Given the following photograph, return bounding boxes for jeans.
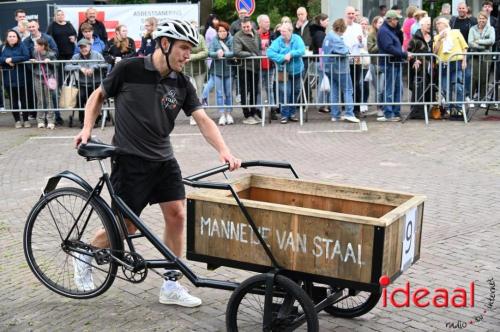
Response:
[381,63,402,118]
[463,55,472,98]
[202,75,215,101]
[441,61,464,109]
[214,75,232,114]
[329,71,354,119]
[278,73,302,119]
[256,68,275,106]
[370,64,385,107]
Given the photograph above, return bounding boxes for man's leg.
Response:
[158,199,201,307]
[159,200,185,256]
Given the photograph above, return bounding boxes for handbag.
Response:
[319,74,330,92]
[59,73,79,109]
[38,55,57,91]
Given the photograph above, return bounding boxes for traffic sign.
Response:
[235,0,256,16]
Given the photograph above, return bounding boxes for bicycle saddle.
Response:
[78,138,117,160]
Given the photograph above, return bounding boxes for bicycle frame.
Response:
[43,159,300,293]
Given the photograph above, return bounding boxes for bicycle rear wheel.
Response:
[24,187,120,299]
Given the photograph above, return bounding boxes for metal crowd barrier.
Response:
[3,54,500,127]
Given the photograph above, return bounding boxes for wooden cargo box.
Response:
[186,174,425,286]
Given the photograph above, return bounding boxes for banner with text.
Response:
[57,3,199,49]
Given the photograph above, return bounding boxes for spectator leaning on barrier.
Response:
[31,38,57,129]
[343,6,364,116]
[407,16,434,119]
[208,21,235,126]
[65,39,107,127]
[434,17,468,112]
[468,11,495,104]
[451,2,477,100]
[0,29,30,128]
[47,9,77,61]
[24,19,59,57]
[77,7,107,43]
[230,9,257,36]
[267,22,305,124]
[75,23,105,55]
[138,17,157,57]
[256,14,278,120]
[322,19,359,123]
[201,14,219,107]
[233,17,262,125]
[367,16,384,115]
[104,25,136,70]
[377,10,410,122]
[309,13,329,114]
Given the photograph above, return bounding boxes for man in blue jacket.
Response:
[23,19,59,56]
[376,10,411,121]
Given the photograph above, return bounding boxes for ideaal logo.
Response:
[379,275,496,329]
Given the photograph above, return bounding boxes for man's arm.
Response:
[191,109,241,171]
[74,86,106,147]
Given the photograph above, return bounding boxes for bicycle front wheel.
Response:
[24,187,120,299]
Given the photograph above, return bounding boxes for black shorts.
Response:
[110,155,185,216]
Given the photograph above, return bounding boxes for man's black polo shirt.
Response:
[101,55,202,161]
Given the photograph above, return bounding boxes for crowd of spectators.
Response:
[1,2,500,129]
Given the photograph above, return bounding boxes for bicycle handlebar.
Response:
[182,160,298,189]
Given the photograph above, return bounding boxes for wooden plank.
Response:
[191,201,374,283]
[251,175,413,206]
[249,187,393,218]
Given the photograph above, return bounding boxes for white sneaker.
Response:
[226,113,234,125]
[218,114,227,126]
[466,97,474,108]
[15,121,22,129]
[377,110,384,117]
[189,116,197,126]
[0,107,5,114]
[242,117,258,125]
[73,253,95,291]
[343,115,360,123]
[23,121,31,128]
[360,105,368,113]
[480,103,487,108]
[47,123,55,130]
[38,122,45,129]
[159,282,202,307]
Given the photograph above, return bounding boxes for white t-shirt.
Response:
[343,22,364,56]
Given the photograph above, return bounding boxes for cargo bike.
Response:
[23,140,425,331]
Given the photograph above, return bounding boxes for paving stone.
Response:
[0,111,499,330]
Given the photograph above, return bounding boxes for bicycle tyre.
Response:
[313,285,381,318]
[24,187,120,299]
[226,274,319,332]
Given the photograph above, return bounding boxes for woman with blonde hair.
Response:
[411,10,428,36]
[104,24,136,69]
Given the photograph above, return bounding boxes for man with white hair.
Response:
[343,6,364,116]
[256,14,277,119]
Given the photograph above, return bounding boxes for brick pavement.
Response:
[0,109,499,331]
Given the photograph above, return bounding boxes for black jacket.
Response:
[308,23,326,54]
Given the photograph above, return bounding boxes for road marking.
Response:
[298,121,368,134]
[29,133,203,140]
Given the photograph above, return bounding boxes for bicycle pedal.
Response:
[163,270,183,281]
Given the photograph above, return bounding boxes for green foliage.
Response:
[213,0,321,26]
